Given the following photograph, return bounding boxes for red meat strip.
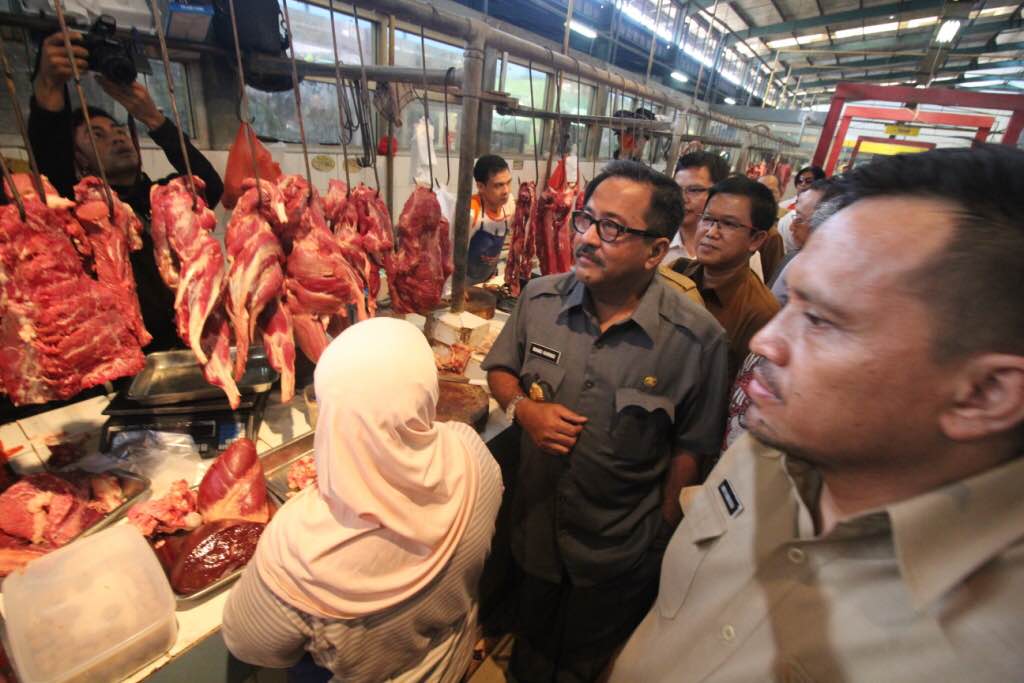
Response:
[258,297,296,403]
[532,186,577,275]
[384,186,453,314]
[0,531,50,578]
[503,181,536,295]
[198,438,270,524]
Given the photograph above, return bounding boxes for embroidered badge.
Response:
[718,480,744,517]
[528,342,561,364]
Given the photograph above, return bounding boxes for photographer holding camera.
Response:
[28,27,224,353]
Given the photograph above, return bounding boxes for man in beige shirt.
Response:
[610,145,1024,682]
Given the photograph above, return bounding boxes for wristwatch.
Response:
[505,394,527,423]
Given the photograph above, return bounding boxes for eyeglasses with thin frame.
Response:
[571,210,658,243]
[699,213,757,233]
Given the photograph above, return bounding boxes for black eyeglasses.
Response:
[699,214,756,233]
[571,210,657,243]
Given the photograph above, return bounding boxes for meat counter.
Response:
[0,350,510,682]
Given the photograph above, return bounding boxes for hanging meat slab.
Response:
[532,185,577,276]
[384,186,453,314]
[503,180,536,295]
[0,175,146,405]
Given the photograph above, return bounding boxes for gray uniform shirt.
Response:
[482,272,728,586]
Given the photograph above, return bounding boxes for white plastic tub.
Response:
[2,525,177,683]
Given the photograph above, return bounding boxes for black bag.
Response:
[211,0,296,92]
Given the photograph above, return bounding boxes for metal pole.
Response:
[561,0,576,55]
[761,51,779,108]
[645,0,663,83]
[449,35,485,314]
[498,50,509,92]
[386,14,396,214]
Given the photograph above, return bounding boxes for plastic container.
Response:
[2,525,177,683]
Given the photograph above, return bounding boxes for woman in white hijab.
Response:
[223,318,502,682]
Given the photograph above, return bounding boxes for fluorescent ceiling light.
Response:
[833,21,899,39]
[976,5,1017,18]
[767,33,828,48]
[931,75,958,82]
[568,20,598,39]
[1009,80,1024,89]
[936,19,961,43]
[724,97,737,105]
[670,71,689,82]
[959,79,1004,87]
[967,66,1022,76]
[904,16,938,29]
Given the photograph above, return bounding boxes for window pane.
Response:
[600,92,637,158]
[492,62,547,155]
[143,61,192,136]
[558,78,594,157]
[283,0,374,65]
[247,80,366,146]
[396,98,461,156]
[393,30,463,71]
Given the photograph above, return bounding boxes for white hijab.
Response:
[254,317,479,619]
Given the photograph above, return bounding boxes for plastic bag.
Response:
[222,122,283,209]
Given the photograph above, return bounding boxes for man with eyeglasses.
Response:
[671,176,780,384]
[482,160,728,682]
[665,151,731,265]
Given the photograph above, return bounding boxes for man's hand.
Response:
[96,77,167,130]
[516,399,587,456]
[34,31,86,111]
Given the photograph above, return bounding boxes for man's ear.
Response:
[748,228,769,253]
[646,237,670,269]
[940,354,1024,441]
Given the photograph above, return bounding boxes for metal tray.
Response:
[262,433,315,502]
[172,488,286,608]
[127,348,278,406]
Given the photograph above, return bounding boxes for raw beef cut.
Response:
[532,186,577,275]
[435,342,473,374]
[224,181,287,387]
[257,297,296,402]
[150,177,241,407]
[384,186,453,314]
[503,181,536,295]
[0,180,146,405]
[0,473,100,546]
[74,179,152,348]
[165,519,264,595]
[0,531,49,578]
[286,455,316,496]
[197,438,270,524]
[127,479,202,537]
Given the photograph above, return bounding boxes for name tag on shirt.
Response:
[718,480,744,517]
[528,343,561,365]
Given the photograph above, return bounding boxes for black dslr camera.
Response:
[80,15,137,85]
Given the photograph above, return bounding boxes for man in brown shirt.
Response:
[673,176,780,382]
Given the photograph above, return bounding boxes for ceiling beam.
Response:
[729,0,942,40]
[772,17,1010,56]
[799,60,1024,88]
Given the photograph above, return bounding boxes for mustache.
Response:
[575,244,603,265]
[752,356,782,397]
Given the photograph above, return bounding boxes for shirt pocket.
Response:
[657,484,725,619]
[609,388,675,470]
[520,356,566,402]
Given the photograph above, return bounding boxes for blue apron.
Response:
[466,206,508,285]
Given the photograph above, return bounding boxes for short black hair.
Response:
[675,151,730,184]
[795,165,826,186]
[827,145,1024,361]
[706,175,777,232]
[473,154,509,184]
[71,106,120,131]
[583,160,683,239]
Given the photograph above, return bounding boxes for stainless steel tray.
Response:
[261,432,315,502]
[127,348,278,406]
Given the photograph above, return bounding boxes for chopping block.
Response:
[425,309,491,348]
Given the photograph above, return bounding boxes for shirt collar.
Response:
[680,260,751,306]
[783,451,1024,613]
[559,274,663,341]
[887,455,1024,612]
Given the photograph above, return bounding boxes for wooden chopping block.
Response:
[464,286,497,320]
[437,381,490,432]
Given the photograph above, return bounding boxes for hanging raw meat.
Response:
[73,178,151,348]
[503,181,536,295]
[224,180,290,398]
[532,185,578,275]
[0,174,146,405]
[150,176,240,407]
[384,186,453,314]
